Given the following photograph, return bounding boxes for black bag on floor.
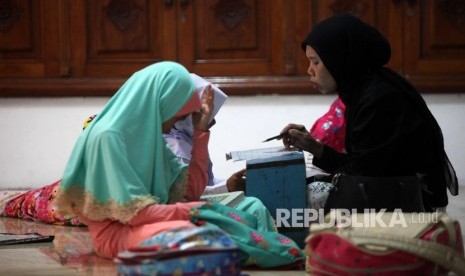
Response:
[324,173,425,213]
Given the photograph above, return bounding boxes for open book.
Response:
[200,191,244,208]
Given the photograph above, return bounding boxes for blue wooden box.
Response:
[245,151,307,247]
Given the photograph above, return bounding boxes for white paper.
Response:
[225,146,301,161]
[191,73,228,124]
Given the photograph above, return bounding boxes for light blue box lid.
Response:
[246,151,304,169]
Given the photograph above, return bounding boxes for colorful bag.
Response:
[115,225,241,276]
[190,202,305,269]
[305,211,465,275]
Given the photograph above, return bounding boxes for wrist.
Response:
[312,141,324,159]
[193,128,210,135]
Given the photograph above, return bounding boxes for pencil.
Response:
[262,127,306,142]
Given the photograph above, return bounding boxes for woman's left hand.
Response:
[192,85,215,131]
[226,169,246,192]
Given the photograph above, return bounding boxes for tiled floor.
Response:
[0,187,464,275]
[0,216,305,275]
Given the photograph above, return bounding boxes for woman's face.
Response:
[305,45,337,94]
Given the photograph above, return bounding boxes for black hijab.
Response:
[301,14,391,102]
[302,14,458,203]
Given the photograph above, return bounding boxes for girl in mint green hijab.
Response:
[56,61,207,224]
[54,62,304,266]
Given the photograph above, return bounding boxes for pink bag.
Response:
[305,211,465,275]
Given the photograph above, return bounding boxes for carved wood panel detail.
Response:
[105,0,142,32]
[80,0,167,77]
[196,0,260,53]
[420,0,465,58]
[0,0,38,55]
[87,0,151,56]
[438,0,465,29]
[0,0,22,32]
[329,0,368,18]
[213,0,250,30]
[2,0,465,95]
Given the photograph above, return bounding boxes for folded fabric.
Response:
[0,190,24,215]
[2,180,83,226]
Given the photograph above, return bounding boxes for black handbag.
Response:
[324,173,425,213]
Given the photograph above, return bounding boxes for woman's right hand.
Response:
[280,123,324,158]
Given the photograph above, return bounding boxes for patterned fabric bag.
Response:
[190,202,305,269]
[115,225,241,276]
[305,211,465,275]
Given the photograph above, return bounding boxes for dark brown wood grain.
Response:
[1,0,464,97]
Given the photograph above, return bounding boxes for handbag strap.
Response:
[439,214,458,250]
[344,231,465,275]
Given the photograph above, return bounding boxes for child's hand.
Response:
[192,85,214,131]
[227,169,246,192]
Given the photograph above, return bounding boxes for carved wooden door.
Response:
[401,0,465,92]
[297,0,465,93]
[70,0,288,78]
[0,0,63,77]
[3,0,464,96]
[176,0,286,76]
[297,0,403,75]
[69,0,177,78]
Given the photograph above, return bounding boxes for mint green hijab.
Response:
[57,62,197,223]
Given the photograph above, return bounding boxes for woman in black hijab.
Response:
[281,14,457,211]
